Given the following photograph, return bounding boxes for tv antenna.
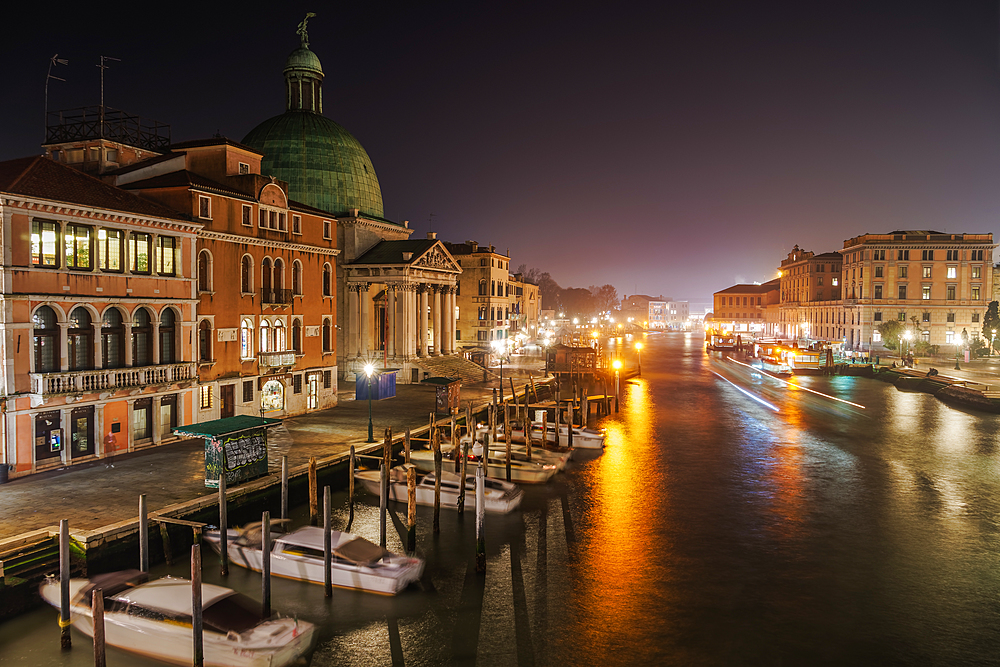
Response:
[97,55,121,138]
[44,54,68,142]
[428,212,436,234]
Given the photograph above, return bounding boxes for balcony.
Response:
[262,288,294,306]
[31,362,197,396]
[259,351,296,368]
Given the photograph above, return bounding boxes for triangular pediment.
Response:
[413,242,461,272]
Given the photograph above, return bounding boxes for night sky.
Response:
[4,1,1000,312]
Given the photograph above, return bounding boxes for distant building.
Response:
[446,241,512,351]
[510,273,540,342]
[778,245,843,342]
[711,280,780,335]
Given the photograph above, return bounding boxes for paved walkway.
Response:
[0,370,548,541]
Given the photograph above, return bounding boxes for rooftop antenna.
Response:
[428,212,436,234]
[44,54,68,143]
[97,55,121,139]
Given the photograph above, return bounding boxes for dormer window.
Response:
[239,162,250,174]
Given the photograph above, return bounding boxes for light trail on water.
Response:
[725,357,866,409]
[711,370,780,412]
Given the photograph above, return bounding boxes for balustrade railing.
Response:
[259,351,296,368]
[262,288,294,305]
[30,362,197,395]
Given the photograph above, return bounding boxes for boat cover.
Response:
[334,537,387,565]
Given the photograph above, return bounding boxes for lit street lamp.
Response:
[635,341,643,375]
[364,363,376,443]
[612,358,622,412]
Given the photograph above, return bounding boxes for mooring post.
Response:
[567,397,575,447]
[466,402,473,439]
[261,511,271,618]
[379,461,388,548]
[383,427,392,473]
[452,408,460,472]
[504,402,512,482]
[458,440,468,515]
[404,428,411,465]
[308,457,319,526]
[433,428,442,534]
[191,544,203,667]
[406,467,417,554]
[541,410,548,450]
[138,494,148,573]
[280,455,289,522]
[323,486,332,598]
[525,401,533,462]
[92,586,106,667]
[59,519,71,651]
[348,445,356,525]
[159,522,173,566]
[218,471,228,576]
[475,466,486,574]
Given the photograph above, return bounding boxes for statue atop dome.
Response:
[296,12,317,48]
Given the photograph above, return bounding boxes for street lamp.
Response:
[364,363,375,443]
[635,341,643,375]
[612,358,622,412]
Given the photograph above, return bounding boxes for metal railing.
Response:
[262,288,294,305]
[30,362,196,395]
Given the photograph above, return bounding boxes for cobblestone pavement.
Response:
[0,373,544,540]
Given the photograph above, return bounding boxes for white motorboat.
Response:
[511,422,606,449]
[204,526,424,596]
[355,467,523,513]
[39,570,314,667]
[460,428,572,470]
[408,448,558,484]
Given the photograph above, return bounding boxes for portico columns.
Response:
[359,283,372,355]
[386,285,396,358]
[347,284,361,358]
[396,285,411,359]
[418,286,429,357]
[442,287,454,355]
[432,285,442,355]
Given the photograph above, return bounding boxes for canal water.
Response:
[4,331,1000,665]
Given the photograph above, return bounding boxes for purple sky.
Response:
[4,1,1000,312]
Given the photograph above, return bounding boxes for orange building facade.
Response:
[0,157,200,478]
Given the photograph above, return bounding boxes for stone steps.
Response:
[415,355,497,385]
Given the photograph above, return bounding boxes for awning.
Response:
[172,415,282,439]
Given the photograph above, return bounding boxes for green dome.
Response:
[243,111,385,219]
[283,47,323,77]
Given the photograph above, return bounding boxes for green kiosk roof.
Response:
[173,415,282,439]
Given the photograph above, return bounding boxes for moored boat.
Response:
[510,422,605,449]
[408,448,558,484]
[355,467,523,513]
[39,570,315,667]
[204,526,423,596]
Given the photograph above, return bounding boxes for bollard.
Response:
[191,544,203,667]
[92,586,106,667]
[348,445,356,525]
[458,440,468,515]
[261,511,271,618]
[503,402,512,482]
[379,462,388,549]
[433,428,442,534]
[59,519,71,650]
[308,457,319,526]
[218,472,228,577]
[475,466,486,574]
[404,428,411,465]
[323,486,332,598]
[406,467,417,554]
[280,455,289,522]
[138,494,148,573]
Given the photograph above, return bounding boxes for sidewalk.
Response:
[875,354,1000,384]
[0,374,544,540]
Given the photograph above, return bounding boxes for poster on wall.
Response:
[204,427,268,488]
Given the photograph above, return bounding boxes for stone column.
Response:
[58,323,70,372]
[124,320,133,367]
[386,285,396,358]
[126,399,135,453]
[347,284,361,359]
[151,315,160,365]
[418,285,429,357]
[92,321,103,370]
[445,286,456,354]
[402,285,415,358]
[432,285,443,355]
[152,396,162,445]
[359,283,372,355]
[95,404,105,458]
[60,407,71,464]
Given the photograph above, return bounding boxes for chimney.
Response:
[469,241,478,252]
[427,232,437,240]
[402,252,413,261]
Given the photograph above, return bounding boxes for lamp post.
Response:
[612,358,622,413]
[902,330,912,366]
[635,341,643,375]
[364,363,375,443]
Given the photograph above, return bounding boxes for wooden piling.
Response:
[504,401,512,482]
[530,375,538,402]
[191,544,203,667]
[383,427,392,473]
[404,428,411,465]
[433,428,442,534]
[308,457,319,526]
[138,494,149,573]
[567,397,575,447]
[323,486,332,598]
[159,522,173,566]
[458,441,468,515]
[541,410,548,452]
[406,467,417,553]
[218,471,228,576]
[261,511,271,618]
[452,408,460,472]
[59,519,71,650]
[92,586,106,667]
[475,466,486,574]
[525,401,533,462]
[280,455,289,522]
[379,462,388,549]
[348,445,356,525]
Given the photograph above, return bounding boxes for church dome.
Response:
[242,33,385,219]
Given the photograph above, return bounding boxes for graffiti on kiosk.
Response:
[223,433,266,470]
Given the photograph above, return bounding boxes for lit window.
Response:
[922,266,931,278]
[240,318,254,359]
[98,228,123,271]
[831,278,839,286]
[31,220,60,267]
[130,233,151,273]
[157,237,176,276]
[972,266,981,279]
[946,331,955,344]
[922,286,930,300]
[972,286,981,300]
[200,385,212,409]
[64,223,92,270]
[947,267,956,279]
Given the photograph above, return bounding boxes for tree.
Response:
[588,284,620,314]
[878,319,904,352]
[982,301,1000,353]
[560,288,596,318]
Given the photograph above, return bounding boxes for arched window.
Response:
[240,318,253,359]
[199,319,212,362]
[67,307,93,371]
[292,318,302,353]
[262,258,272,300]
[322,318,331,352]
[292,261,302,295]
[198,250,211,292]
[33,306,59,373]
[102,308,125,369]
[259,319,270,353]
[478,280,487,296]
[274,320,286,351]
[241,255,252,293]
[159,309,176,364]
[273,258,284,294]
[132,308,152,366]
[322,264,332,297]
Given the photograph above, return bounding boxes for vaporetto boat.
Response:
[39,570,315,667]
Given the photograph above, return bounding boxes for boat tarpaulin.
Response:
[334,536,388,565]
